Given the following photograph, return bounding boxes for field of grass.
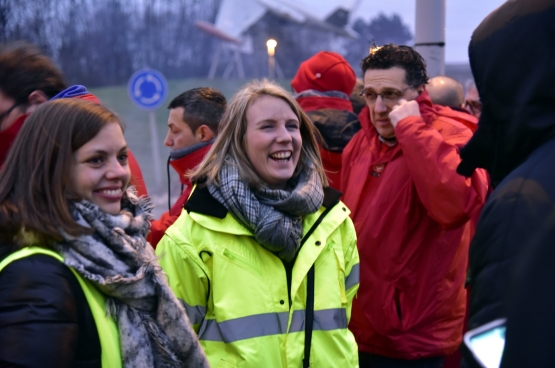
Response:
[89,78,291,216]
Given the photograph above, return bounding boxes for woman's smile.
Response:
[72,122,131,214]
[245,95,302,190]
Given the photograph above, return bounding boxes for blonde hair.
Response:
[190,79,327,189]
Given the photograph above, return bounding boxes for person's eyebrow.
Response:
[256,119,277,126]
[81,146,128,157]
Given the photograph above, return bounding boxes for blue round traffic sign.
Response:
[127,69,168,110]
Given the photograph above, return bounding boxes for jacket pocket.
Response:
[217,359,237,368]
[222,248,262,277]
[378,285,404,333]
[332,244,348,305]
[394,287,402,322]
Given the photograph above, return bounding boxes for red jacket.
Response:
[0,114,27,168]
[342,91,488,359]
[147,144,212,247]
[0,113,148,198]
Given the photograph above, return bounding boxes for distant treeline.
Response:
[0,0,412,87]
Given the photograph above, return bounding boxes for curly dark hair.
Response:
[0,42,67,104]
[361,44,429,87]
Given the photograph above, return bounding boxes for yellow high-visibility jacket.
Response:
[0,246,122,368]
[156,186,360,368]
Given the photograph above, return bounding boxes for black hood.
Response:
[457,0,555,186]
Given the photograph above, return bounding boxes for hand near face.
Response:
[389,99,421,128]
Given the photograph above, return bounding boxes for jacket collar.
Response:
[184,184,227,219]
[358,89,477,152]
[169,144,212,185]
[0,113,28,168]
[184,181,349,296]
[185,183,342,219]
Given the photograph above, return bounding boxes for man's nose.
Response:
[374,95,388,113]
[164,131,172,147]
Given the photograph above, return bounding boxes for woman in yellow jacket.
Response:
[156,80,360,367]
[0,99,208,367]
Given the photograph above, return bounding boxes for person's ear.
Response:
[25,90,49,113]
[195,125,216,142]
[416,85,425,95]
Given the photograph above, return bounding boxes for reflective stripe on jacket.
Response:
[156,186,360,367]
[0,247,121,368]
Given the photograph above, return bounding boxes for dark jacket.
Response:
[500,209,555,368]
[457,0,555,366]
[0,253,101,367]
[296,91,360,190]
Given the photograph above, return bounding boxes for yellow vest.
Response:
[0,246,122,368]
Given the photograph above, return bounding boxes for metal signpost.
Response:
[415,0,446,77]
[127,69,168,191]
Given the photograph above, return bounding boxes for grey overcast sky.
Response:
[348,0,505,64]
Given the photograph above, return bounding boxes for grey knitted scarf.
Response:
[54,188,208,368]
[208,157,324,262]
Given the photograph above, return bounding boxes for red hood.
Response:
[296,95,353,113]
[358,90,478,143]
[169,144,212,185]
[0,114,28,168]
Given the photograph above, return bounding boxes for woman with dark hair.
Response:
[0,99,208,368]
[156,80,360,367]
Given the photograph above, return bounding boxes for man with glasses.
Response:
[342,44,488,368]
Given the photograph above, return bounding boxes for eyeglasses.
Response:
[359,86,414,104]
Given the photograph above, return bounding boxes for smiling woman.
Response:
[244,95,302,189]
[156,80,361,367]
[192,79,326,190]
[72,122,131,215]
[0,99,208,368]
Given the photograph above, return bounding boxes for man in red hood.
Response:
[147,88,226,247]
[342,44,488,367]
[292,51,360,190]
[0,42,148,197]
[0,42,66,165]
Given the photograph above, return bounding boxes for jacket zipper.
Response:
[223,249,262,277]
